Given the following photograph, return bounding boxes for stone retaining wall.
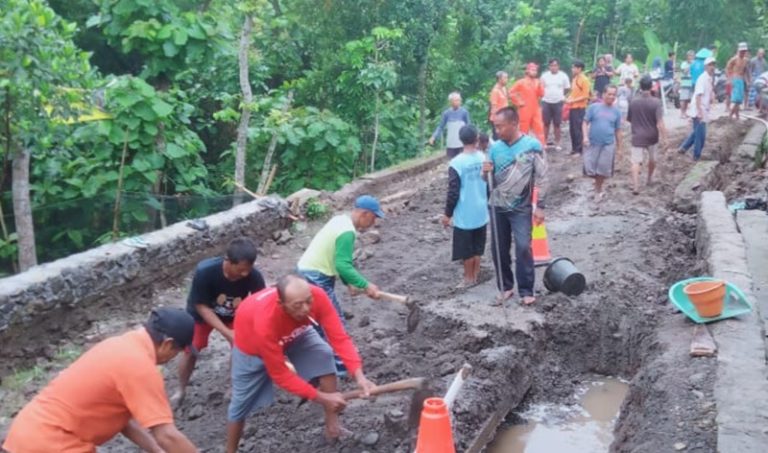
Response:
[0,197,289,333]
[696,191,768,452]
[333,152,446,204]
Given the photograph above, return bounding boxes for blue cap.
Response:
[355,195,385,218]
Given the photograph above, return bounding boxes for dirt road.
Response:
[0,109,759,452]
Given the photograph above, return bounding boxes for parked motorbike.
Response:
[648,69,680,109]
[714,69,727,103]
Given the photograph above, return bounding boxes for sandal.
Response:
[521,296,536,305]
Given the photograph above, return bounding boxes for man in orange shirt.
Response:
[509,63,545,144]
[488,71,509,139]
[3,308,198,453]
[566,59,592,155]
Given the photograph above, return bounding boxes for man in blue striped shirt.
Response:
[429,92,471,158]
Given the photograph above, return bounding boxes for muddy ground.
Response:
[1,106,765,453]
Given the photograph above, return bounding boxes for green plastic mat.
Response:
[668,277,752,324]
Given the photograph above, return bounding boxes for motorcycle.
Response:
[714,69,728,103]
[648,69,681,109]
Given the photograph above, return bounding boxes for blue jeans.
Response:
[297,269,343,322]
[681,118,707,160]
[489,204,535,297]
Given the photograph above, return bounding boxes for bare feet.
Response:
[521,296,536,305]
[170,389,186,409]
[492,289,514,306]
[324,425,353,444]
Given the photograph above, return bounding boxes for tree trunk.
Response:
[574,17,586,56]
[234,14,254,205]
[417,56,428,152]
[370,91,380,172]
[257,91,293,194]
[12,147,36,271]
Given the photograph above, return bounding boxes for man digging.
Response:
[174,237,266,406]
[225,274,376,451]
[3,308,199,452]
[442,124,488,288]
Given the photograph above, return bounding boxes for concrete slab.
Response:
[697,191,768,452]
[673,161,720,213]
[737,209,768,337]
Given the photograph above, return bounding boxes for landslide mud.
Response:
[1,112,753,453]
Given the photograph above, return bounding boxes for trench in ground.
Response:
[4,113,753,452]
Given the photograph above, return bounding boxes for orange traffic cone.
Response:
[414,397,456,453]
[532,187,552,265]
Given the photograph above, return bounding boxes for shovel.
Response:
[379,291,421,333]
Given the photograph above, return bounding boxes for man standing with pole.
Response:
[484,107,547,306]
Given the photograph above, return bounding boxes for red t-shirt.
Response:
[233,285,363,400]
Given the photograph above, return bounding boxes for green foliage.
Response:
[305,197,330,220]
[88,0,229,81]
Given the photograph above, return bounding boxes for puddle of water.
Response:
[491,377,629,453]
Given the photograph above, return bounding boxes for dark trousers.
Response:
[569,107,586,154]
[489,205,535,297]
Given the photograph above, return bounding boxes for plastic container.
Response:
[543,257,586,296]
[683,280,726,318]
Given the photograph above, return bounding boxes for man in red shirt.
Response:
[225,274,376,452]
[509,62,546,144]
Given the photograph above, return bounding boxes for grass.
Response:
[3,366,45,391]
[2,345,81,392]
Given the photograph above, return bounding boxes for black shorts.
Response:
[452,225,487,261]
[446,147,462,158]
[542,102,563,128]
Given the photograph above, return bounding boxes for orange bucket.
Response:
[683,280,726,317]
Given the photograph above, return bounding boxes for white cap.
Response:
[738,42,748,51]
[704,56,716,66]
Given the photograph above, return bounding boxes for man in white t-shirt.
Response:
[616,54,640,84]
[679,57,716,161]
[540,58,571,151]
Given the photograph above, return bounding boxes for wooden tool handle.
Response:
[342,377,424,400]
[379,291,410,304]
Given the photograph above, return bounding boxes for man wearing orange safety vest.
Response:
[509,63,546,144]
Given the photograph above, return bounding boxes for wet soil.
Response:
[1,107,761,453]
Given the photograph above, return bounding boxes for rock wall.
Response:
[0,197,289,334]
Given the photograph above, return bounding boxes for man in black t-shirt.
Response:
[173,237,266,406]
[627,76,668,195]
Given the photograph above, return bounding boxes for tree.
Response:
[0,0,94,270]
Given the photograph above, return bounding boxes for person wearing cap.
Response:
[428,92,471,158]
[2,308,198,453]
[297,195,383,321]
[509,62,546,144]
[726,42,751,120]
[172,237,266,406]
[679,56,717,160]
[226,274,376,451]
[627,75,668,195]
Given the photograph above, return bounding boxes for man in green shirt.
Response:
[297,195,383,321]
